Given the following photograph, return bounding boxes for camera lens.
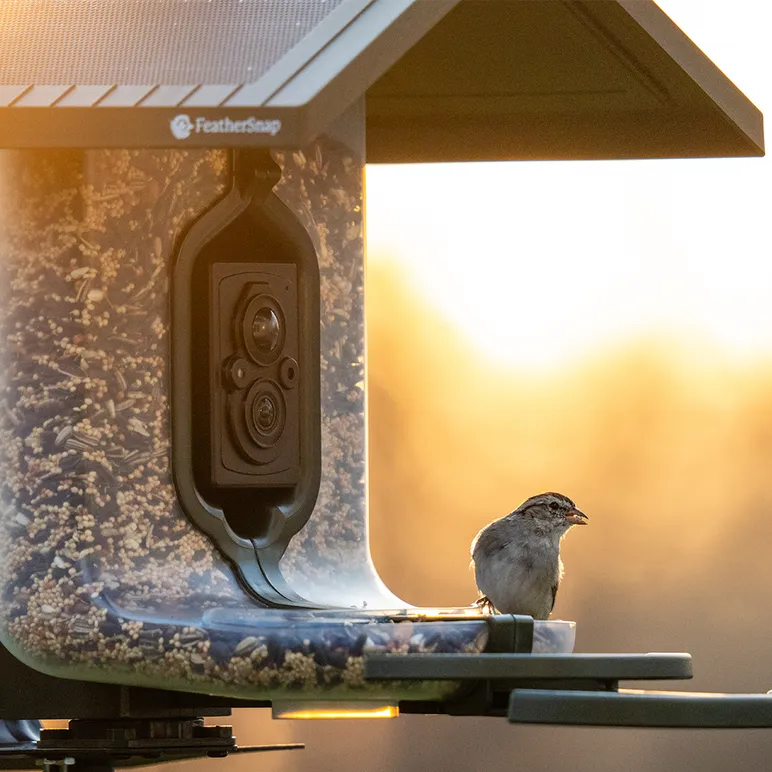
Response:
[238,379,286,452]
[254,394,277,432]
[241,295,285,366]
[251,307,280,354]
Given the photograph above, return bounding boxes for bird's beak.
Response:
[565,509,588,525]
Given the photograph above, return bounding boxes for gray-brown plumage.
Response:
[470,492,588,618]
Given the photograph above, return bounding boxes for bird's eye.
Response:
[548,501,560,512]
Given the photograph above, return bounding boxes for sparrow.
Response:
[470,492,588,619]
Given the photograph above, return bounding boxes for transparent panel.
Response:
[274,106,402,608]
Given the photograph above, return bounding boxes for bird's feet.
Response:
[473,595,496,614]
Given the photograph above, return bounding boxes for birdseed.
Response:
[0,142,488,701]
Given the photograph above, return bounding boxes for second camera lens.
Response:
[254,394,277,432]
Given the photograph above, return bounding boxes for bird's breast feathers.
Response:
[473,537,561,618]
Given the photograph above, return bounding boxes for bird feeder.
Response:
[0,0,769,757]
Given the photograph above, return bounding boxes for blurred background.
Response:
[188,0,772,769]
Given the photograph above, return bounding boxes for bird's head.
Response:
[511,492,588,536]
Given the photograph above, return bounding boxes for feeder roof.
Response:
[0,0,764,159]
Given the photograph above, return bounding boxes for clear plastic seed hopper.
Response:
[0,1,769,768]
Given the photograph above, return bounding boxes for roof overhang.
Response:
[0,0,763,160]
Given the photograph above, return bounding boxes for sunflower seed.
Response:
[234,636,260,657]
[180,630,206,645]
[73,431,99,447]
[129,421,150,438]
[64,438,91,452]
[3,404,20,426]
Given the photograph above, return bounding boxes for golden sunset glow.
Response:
[365,0,769,372]
[365,154,770,370]
[272,704,399,720]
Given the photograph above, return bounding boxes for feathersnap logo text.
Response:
[170,114,282,140]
